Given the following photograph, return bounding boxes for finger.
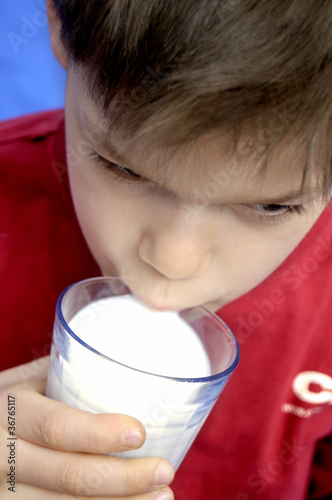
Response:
[17,483,174,500]
[8,385,146,453]
[0,356,50,388]
[18,439,174,497]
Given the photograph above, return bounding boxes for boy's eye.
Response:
[254,204,289,214]
[90,152,143,183]
[246,203,306,221]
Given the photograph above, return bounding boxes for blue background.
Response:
[0,0,66,121]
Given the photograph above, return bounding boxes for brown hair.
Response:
[53,0,332,193]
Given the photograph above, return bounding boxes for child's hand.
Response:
[0,357,174,499]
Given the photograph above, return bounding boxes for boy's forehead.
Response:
[77,82,321,206]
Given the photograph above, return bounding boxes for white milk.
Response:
[47,295,214,468]
[69,295,211,378]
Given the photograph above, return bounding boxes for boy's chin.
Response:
[100,268,120,279]
[202,299,227,312]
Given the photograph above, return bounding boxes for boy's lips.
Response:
[127,290,180,312]
[125,284,218,312]
[128,282,228,313]
[102,267,223,311]
[100,269,177,310]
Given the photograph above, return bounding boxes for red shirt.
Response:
[1,111,331,499]
[0,110,100,367]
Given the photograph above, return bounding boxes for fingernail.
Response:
[154,488,173,500]
[154,462,174,486]
[122,428,143,448]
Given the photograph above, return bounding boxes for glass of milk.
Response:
[46,277,240,470]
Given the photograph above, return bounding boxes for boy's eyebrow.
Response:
[81,113,323,204]
[238,187,322,206]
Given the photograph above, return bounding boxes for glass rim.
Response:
[56,276,240,383]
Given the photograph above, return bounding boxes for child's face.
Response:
[65,69,326,311]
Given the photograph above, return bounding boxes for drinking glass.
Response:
[46,277,240,470]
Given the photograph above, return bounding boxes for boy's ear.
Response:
[47,0,68,70]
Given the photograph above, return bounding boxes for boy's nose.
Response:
[138,210,212,280]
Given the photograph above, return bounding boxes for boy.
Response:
[0,0,331,498]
